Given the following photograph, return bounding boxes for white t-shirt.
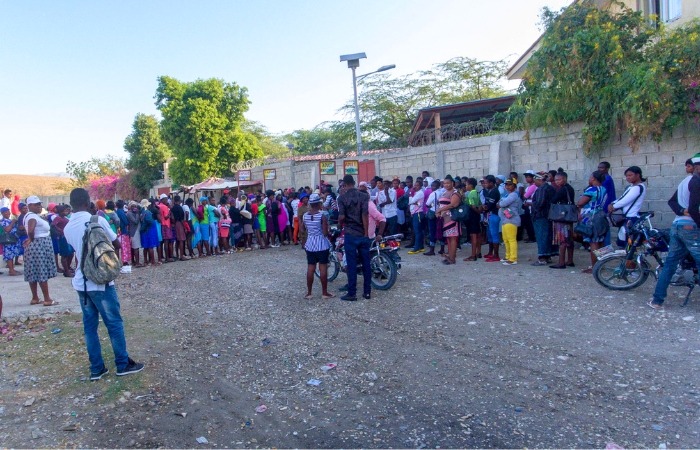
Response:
[0,196,10,209]
[23,212,51,238]
[182,204,191,221]
[612,184,647,218]
[65,211,118,292]
[291,199,300,217]
[377,188,397,218]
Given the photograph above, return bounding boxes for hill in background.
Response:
[0,174,74,198]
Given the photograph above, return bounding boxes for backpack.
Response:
[397,193,409,210]
[81,215,121,286]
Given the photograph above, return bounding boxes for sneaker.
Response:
[648,300,664,310]
[116,358,144,376]
[407,249,425,255]
[340,294,358,302]
[502,260,517,265]
[90,366,109,381]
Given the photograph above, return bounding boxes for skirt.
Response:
[552,221,574,246]
[119,234,132,262]
[175,221,187,242]
[130,231,142,249]
[24,237,57,283]
[58,236,75,257]
[141,225,160,249]
[442,213,461,238]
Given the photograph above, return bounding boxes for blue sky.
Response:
[0,0,571,175]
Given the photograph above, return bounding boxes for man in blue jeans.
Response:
[338,175,372,301]
[65,188,144,380]
[650,154,700,309]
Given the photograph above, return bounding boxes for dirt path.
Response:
[1,243,699,448]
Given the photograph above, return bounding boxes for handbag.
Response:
[607,185,645,228]
[449,192,469,221]
[574,221,593,236]
[548,187,578,223]
[0,229,18,245]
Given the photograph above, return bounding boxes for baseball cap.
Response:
[504,178,517,185]
[359,181,369,188]
[496,175,506,182]
[523,170,536,177]
[159,193,168,200]
[26,195,41,204]
[692,152,700,164]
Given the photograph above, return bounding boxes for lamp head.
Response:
[340,52,366,69]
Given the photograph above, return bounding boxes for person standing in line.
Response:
[377,178,398,235]
[338,174,372,301]
[196,196,212,256]
[550,171,576,269]
[0,189,11,209]
[23,196,58,306]
[608,166,647,247]
[126,201,143,267]
[435,175,462,265]
[424,179,441,256]
[520,170,538,242]
[290,192,301,244]
[576,171,608,273]
[481,175,501,262]
[171,195,189,261]
[64,188,144,380]
[650,154,700,309]
[300,193,334,300]
[359,182,387,239]
[598,161,616,246]
[115,200,131,269]
[463,178,483,262]
[1,207,21,276]
[407,180,425,255]
[498,179,522,265]
[530,173,555,266]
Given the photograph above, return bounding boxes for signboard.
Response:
[319,160,336,176]
[343,160,359,176]
[237,170,252,181]
[263,169,276,180]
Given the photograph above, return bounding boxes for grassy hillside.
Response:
[0,174,74,198]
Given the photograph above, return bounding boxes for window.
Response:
[647,0,682,23]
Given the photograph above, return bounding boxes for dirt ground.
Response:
[1,242,699,448]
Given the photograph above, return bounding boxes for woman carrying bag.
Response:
[549,171,577,269]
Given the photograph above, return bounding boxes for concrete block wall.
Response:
[248,121,700,226]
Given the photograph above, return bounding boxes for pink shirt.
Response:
[368,200,386,239]
[524,184,537,199]
[422,188,432,213]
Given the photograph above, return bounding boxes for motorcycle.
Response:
[315,227,403,291]
[592,211,698,305]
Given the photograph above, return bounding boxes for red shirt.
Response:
[158,202,171,227]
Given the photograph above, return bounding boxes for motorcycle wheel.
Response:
[593,255,650,290]
[315,252,340,282]
[370,252,398,291]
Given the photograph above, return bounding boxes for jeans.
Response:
[488,214,501,244]
[533,217,552,258]
[653,222,700,305]
[386,216,398,235]
[209,223,218,248]
[345,233,372,297]
[428,217,438,246]
[412,213,425,251]
[78,285,130,374]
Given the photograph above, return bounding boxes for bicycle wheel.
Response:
[593,255,649,290]
[370,252,398,291]
[315,252,340,282]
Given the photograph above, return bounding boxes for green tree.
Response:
[155,76,264,185]
[66,155,126,186]
[244,121,290,159]
[344,56,508,147]
[509,1,700,152]
[283,121,355,155]
[123,113,171,196]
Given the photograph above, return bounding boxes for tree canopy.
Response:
[65,155,126,186]
[123,113,171,196]
[507,0,700,153]
[155,76,264,185]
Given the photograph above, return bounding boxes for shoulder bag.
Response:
[608,185,644,228]
[548,187,578,223]
[450,192,470,222]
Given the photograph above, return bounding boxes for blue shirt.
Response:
[602,174,616,210]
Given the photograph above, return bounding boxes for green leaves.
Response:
[123,113,170,196]
[513,1,700,153]
[155,76,263,185]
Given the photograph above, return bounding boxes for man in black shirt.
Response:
[529,174,555,265]
[338,175,371,301]
[481,175,501,261]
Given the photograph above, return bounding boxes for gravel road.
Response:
[1,242,699,448]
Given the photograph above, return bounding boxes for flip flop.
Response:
[43,300,59,307]
[30,299,41,305]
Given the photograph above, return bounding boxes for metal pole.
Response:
[352,66,363,156]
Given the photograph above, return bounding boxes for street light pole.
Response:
[351,66,363,156]
[340,53,394,158]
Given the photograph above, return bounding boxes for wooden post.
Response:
[434,113,442,143]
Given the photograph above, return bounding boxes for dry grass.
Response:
[0,174,74,197]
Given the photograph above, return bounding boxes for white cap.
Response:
[159,193,168,200]
[26,195,41,204]
[523,170,537,176]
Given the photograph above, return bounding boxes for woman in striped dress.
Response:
[299,193,334,300]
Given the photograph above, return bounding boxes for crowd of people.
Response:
[2,153,699,306]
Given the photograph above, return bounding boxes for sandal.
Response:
[30,299,41,305]
[43,300,59,307]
